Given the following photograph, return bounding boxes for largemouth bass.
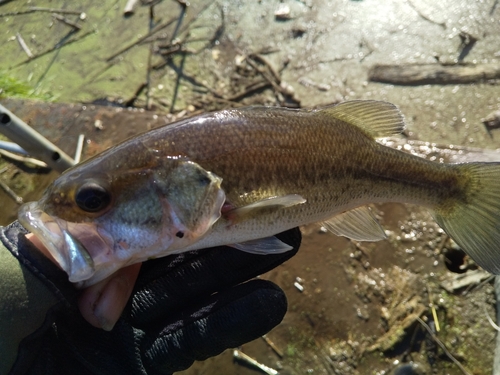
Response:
[18,100,500,287]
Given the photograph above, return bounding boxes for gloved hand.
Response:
[0,221,301,375]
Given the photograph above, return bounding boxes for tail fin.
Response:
[433,163,500,274]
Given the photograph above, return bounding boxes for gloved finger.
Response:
[141,279,287,375]
[130,227,301,327]
[78,263,141,331]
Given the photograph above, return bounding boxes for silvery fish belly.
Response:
[18,100,500,287]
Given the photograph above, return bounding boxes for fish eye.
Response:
[75,181,111,213]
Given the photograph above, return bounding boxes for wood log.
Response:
[369,63,500,85]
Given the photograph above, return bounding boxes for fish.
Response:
[18,100,500,287]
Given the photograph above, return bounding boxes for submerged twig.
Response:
[124,82,147,107]
[261,335,284,358]
[145,5,156,110]
[123,0,139,16]
[52,13,82,30]
[1,6,85,18]
[416,317,472,375]
[250,53,282,83]
[483,305,500,332]
[11,29,95,68]
[233,349,278,375]
[245,57,281,91]
[0,170,23,204]
[225,80,271,101]
[244,54,299,106]
[152,1,217,70]
[29,6,84,16]
[426,285,440,332]
[105,16,178,62]
[73,134,85,164]
[406,0,446,28]
[0,149,48,168]
[169,51,187,112]
[16,32,33,58]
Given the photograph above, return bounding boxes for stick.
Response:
[1,7,84,17]
[29,6,84,15]
[169,0,188,44]
[52,13,82,30]
[483,304,500,332]
[233,350,278,375]
[11,29,95,69]
[0,7,87,20]
[369,63,500,85]
[0,149,48,168]
[246,57,281,90]
[406,0,446,28]
[426,285,440,332]
[250,53,282,83]
[124,82,147,107]
[261,335,284,358]
[245,56,298,105]
[16,32,33,58]
[73,134,85,164]
[169,51,187,112]
[416,317,472,375]
[123,0,139,16]
[0,178,23,204]
[146,5,156,110]
[105,16,178,62]
[226,81,271,101]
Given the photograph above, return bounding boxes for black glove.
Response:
[2,221,301,375]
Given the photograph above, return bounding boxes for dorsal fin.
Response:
[316,100,405,138]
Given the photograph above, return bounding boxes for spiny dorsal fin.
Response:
[316,100,405,138]
[322,206,387,241]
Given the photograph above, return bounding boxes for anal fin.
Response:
[322,206,386,241]
[230,236,293,254]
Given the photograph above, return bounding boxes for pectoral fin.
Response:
[224,194,306,222]
[322,206,387,241]
[230,236,293,254]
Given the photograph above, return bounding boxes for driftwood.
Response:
[369,63,500,85]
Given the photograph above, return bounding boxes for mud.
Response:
[1,0,500,374]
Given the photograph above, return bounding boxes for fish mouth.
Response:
[18,201,112,284]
